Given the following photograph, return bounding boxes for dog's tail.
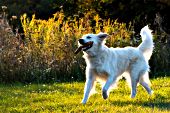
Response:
[138,25,154,61]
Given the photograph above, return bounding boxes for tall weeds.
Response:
[0,9,133,83]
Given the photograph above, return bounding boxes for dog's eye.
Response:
[87,36,91,39]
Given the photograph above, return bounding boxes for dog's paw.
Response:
[130,95,136,98]
[149,90,154,95]
[102,90,108,99]
[81,100,87,104]
[81,102,86,104]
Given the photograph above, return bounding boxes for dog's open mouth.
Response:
[74,41,93,54]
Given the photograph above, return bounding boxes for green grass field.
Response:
[0,77,170,113]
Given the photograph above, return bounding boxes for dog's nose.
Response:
[79,39,85,44]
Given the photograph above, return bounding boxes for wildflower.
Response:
[1,6,7,11]
[12,16,17,20]
[60,5,63,9]
[5,28,12,33]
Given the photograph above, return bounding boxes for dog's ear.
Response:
[97,32,109,40]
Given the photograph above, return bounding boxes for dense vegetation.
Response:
[0,0,170,83]
[1,0,170,32]
[1,10,133,83]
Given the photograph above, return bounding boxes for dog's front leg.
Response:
[102,75,116,99]
[81,72,95,104]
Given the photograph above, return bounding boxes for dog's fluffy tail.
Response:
[138,25,154,61]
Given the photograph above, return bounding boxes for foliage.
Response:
[0,77,170,112]
[0,0,170,39]
[0,9,133,83]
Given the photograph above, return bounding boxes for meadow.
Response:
[1,6,170,113]
[0,77,169,113]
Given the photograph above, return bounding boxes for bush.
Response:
[0,10,133,83]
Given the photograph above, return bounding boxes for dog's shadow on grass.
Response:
[110,100,170,110]
[108,94,170,111]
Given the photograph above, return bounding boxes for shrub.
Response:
[0,10,133,83]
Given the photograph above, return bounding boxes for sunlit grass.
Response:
[0,77,170,113]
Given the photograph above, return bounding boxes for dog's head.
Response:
[74,32,109,55]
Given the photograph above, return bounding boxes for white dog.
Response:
[75,25,154,104]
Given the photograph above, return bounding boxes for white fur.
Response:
[79,25,154,104]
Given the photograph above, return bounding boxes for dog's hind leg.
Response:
[82,75,95,104]
[139,72,153,95]
[130,77,138,98]
[130,70,140,98]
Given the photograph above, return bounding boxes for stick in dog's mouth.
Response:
[74,41,93,54]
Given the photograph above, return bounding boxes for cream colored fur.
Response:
[78,25,154,104]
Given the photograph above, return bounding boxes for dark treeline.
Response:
[1,0,170,33]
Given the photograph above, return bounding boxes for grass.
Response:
[0,77,170,113]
